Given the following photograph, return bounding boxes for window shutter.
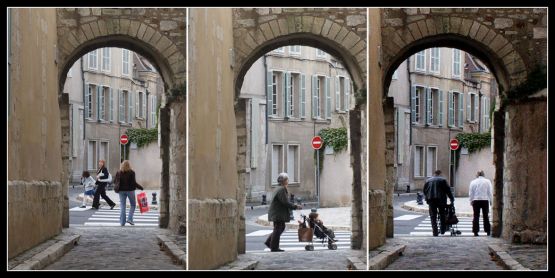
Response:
[84,83,90,119]
[143,93,147,119]
[266,71,273,117]
[96,86,101,120]
[300,74,306,118]
[119,90,124,122]
[335,76,340,111]
[458,93,464,127]
[344,79,350,111]
[325,77,331,119]
[410,86,416,124]
[438,90,444,127]
[128,91,133,124]
[285,72,291,118]
[467,93,471,121]
[312,75,317,119]
[109,88,113,122]
[448,91,454,127]
[426,88,432,125]
[135,92,140,118]
[474,94,479,124]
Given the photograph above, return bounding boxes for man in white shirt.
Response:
[468,170,493,236]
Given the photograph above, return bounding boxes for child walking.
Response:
[80,171,96,208]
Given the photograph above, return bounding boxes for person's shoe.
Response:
[110,204,116,210]
[126,220,135,226]
[80,205,86,208]
[91,206,99,210]
[474,232,479,236]
[264,241,271,249]
[271,249,284,252]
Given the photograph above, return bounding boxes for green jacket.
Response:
[268,186,297,223]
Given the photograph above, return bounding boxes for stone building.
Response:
[240,45,353,207]
[387,48,496,195]
[63,48,163,186]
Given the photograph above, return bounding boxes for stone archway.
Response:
[55,8,187,234]
[369,8,547,248]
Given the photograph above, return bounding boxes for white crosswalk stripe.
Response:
[82,208,160,227]
[247,229,352,252]
[408,216,490,237]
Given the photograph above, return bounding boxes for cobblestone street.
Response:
[240,249,363,270]
[384,237,504,270]
[505,244,547,270]
[45,227,183,270]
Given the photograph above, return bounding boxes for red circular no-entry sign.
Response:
[312,136,324,150]
[450,138,459,150]
[120,134,129,145]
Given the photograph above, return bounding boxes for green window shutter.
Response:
[285,71,291,118]
[474,94,479,123]
[426,88,432,125]
[84,83,90,119]
[458,93,464,127]
[266,71,273,117]
[438,90,444,127]
[300,74,306,118]
[410,86,416,124]
[325,77,331,119]
[344,78,350,111]
[335,76,340,111]
[448,91,454,127]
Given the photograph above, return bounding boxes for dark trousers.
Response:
[265,221,286,250]
[428,200,446,236]
[92,183,115,208]
[472,200,491,234]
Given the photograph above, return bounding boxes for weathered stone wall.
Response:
[188,8,238,269]
[383,97,396,237]
[8,8,63,258]
[380,8,547,91]
[168,99,186,234]
[502,98,546,243]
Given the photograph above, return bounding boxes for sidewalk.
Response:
[402,197,489,217]
[256,206,351,231]
[77,190,160,210]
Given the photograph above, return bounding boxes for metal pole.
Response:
[124,143,126,161]
[317,148,320,209]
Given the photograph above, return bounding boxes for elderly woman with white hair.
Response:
[264,172,302,252]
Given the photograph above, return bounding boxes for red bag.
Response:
[137,192,150,213]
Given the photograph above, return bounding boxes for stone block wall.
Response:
[168,99,187,235]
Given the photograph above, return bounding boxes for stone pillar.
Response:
[383,97,396,238]
[235,99,249,254]
[491,108,505,237]
[158,106,171,228]
[349,108,363,250]
[169,98,187,235]
[502,97,546,243]
[59,93,71,228]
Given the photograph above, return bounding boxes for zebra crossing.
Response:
[246,229,351,252]
[75,207,159,227]
[408,216,489,236]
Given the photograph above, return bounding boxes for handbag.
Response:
[113,172,120,193]
[298,227,313,242]
[137,191,150,213]
[446,205,459,225]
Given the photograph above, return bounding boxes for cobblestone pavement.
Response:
[45,227,182,270]
[240,249,363,270]
[385,237,505,270]
[504,244,547,270]
[9,230,79,270]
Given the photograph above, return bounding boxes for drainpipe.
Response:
[81,57,87,171]
[407,58,412,146]
[263,54,268,145]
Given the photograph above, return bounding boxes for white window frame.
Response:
[88,50,98,70]
[86,83,97,120]
[415,50,426,72]
[288,71,302,119]
[98,85,107,122]
[101,47,111,72]
[289,45,301,56]
[151,95,157,128]
[452,91,463,128]
[414,145,425,178]
[271,143,285,186]
[429,47,440,74]
[468,92,478,123]
[273,47,285,54]
[426,146,438,178]
[87,140,97,171]
[452,49,461,78]
[137,91,144,119]
[119,89,128,123]
[287,144,301,184]
[429,86,441,126]
[316,49,327,59]
[271,72,279,117]
[122,49,130,76]
[413,85,426,124]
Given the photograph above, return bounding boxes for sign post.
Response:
[312,136,323,208]
[449,138,459,189]
[120,134,129,161]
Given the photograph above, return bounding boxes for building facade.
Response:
[240,45,354,207]
[388,48,496,194]
[63,47,163,183]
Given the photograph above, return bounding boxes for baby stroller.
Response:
[445,204,461,236]
[298,213,338,251]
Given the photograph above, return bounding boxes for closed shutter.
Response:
[474,94,479,124]
[128,91,134,124]
[335,76,340,111]
[143,92,147,119]
[312,75,318,119]
[325,77,331,119]
[458,93,464,127]
[84,83,90,119]
[448,91,454,127]
[426,87,432,125]
[467,93,471,121]
[438,90,444,127]
[285,71,291,118]
[135,92,140,118]
[344,78,350,111]
[300,74,306,118]
[410,86,416,123]
[119,90,124,122]
[266,71,273,117]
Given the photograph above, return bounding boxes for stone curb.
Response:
[368,244,406,270]
[255,216,351,232]
[77,193,159,210]
[12,234,81,270]
[218,260,259,270]
[488,244,530,270]
[156,234,186,269]
[402,201,478,217]
[347,256,367,270]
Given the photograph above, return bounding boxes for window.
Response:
[414,146,424,178]
[271,144,284,185]
[336,76,350,112]
[119,90,129,123]
[426,88,444,126]
[430,48,440,74]
[411,86,425,124]
[467,93,478,122]
[312,76,330,119]
[272,73,278,116]
[289,45,301,56]
[482,96,490,132]
[151,95,157,128]
[87,141,97,171]
[426,146,437,177]
[99,142,108,168]
[102,48,111,72]
[138,92,145,118]
[316,49,327,58]
[392,70,398,80]
[109,88,114,122]
[452,49,461,77]
[448,91,464,127]
[415,50,426,71]
[122,49,130,76]
[98,86,106,121]
[88,50,98,70]
[273,47,285,54]
[288,73,301,118]
[287,145,300,183]
[85,84,96,120]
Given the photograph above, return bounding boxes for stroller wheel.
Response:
[328,243,337,250]
[305,245,314,251]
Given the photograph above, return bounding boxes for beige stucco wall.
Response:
[128,142,162,189]
[8,8,63,258]
[455,146,495,197]
[188,8,239,270]
[320,148,353,207]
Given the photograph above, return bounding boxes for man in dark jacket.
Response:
[265,173,302,252]
[423,170,455,236]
